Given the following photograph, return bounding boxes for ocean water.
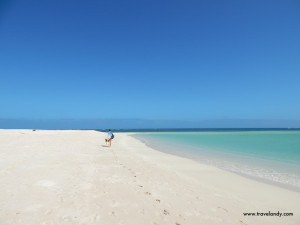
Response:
[133,130,300,190]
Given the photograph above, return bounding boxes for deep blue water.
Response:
[97,128,300,133]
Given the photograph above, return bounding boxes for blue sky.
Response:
[1,0,300,128]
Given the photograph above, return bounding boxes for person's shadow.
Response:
[101,145,109,147]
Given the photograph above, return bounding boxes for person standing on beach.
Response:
[105,129,114,147]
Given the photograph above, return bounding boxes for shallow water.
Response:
[135,131,300,189]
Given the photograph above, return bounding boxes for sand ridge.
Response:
[0,129,299,225]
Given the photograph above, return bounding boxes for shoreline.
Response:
[133,133,300,193]
[1,129,300,225]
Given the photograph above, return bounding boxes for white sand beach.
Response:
[0,129,299,225]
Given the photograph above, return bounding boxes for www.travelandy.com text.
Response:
[243,211,293,217]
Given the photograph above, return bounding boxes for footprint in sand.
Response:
[145,192,151,195]
[45,209,53,215]
[62,215,71,221]
[217,206,228,212]
[156,199,160,203]
[163,210,170,215]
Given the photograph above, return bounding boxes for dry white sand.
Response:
[0,129,299,225]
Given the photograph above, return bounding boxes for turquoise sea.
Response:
[124,129,300,190]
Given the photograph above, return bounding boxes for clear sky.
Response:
[1,0,300,128]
